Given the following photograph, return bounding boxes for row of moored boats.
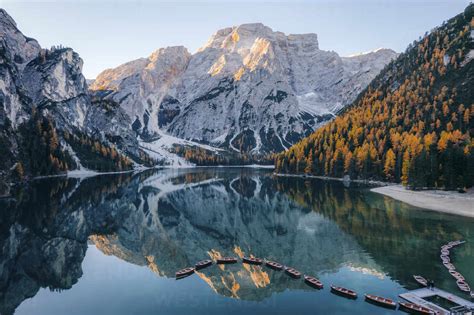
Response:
[439,240,473,297]
[175,256,437,314]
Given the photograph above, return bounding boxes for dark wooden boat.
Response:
[456,279,471,292]
[413,275,428,287]
[398,302,434,314]
[195,259,213,270]
[242,257,263,265]
[443,262,455,270]
[285,267,302,279]
[265,261,284,271]
[175,267,194,279]
[216,257,237,264]
[330,285,357,299]
[450,270,465,281]
[449,240,465,246]
[364,294,396,309]
[304,275,323,289]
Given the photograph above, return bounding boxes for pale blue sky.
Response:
[1,0,470,78]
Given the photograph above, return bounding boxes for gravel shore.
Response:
[371,185,474,218]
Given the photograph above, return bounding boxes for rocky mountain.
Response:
[275,4,473,189]
[91,23,397,154]
[0,9,150,193]
[1,9,396,190]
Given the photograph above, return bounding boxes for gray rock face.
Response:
[0,9,141,176]
[84,97,140,157]
[92,46,191,140]
[21,48,90,129]
[1,9,396,171]
[92,23,397,153]
[0,9,41,127]
[0,10,91,131]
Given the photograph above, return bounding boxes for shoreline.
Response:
[32,169,138,181]
[274,172,473,218]
[22,170,474,218]
[32,164,274,181]
[273,172,390,186]
[371,185,474,218]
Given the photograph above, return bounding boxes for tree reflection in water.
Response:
[1,168,473,314]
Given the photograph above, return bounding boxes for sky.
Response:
[1,0,470,79]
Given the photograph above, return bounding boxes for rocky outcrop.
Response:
[0,9,146,185]
[1,9,88,130]
[92,23,397,153]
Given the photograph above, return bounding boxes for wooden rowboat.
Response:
[399,302,434,314]
[440,249,450,256]
[175,267,194,279]
[304,275,323,289]
[449,270,465,281]
[443,262,455,270]
[265,261,284,271]
[449,240,465,246]
[216,257,238,264]
[330,285,357,299]
[195,259,213,270]
[413,275,428,287]
[242,257,263,265]
[456,279,471,292]
[285,267,302,279]
[364,294,396,309]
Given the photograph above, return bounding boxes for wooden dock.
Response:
[399,287,474,314]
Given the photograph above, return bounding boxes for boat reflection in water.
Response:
[1,168,473,314]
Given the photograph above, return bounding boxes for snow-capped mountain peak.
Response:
[90,23,397,153]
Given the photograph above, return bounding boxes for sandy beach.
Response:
[371,185,474,218]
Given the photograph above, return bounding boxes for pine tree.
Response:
[304,151,313,174]
[13,162,24,180]
[274,5,473,190]
[384,149,396,181]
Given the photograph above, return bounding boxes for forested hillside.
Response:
[12,108,134,180]
[275,5,474,189]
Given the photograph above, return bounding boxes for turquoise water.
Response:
[1,168,473,314]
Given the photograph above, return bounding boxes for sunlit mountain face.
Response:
[1,168,473,314]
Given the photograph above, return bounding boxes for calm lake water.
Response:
[1,168,473,315]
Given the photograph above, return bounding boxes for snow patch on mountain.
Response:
[138,130,225,167]
[91,23,397,154]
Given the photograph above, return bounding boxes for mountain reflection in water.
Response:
[1,168,473,315]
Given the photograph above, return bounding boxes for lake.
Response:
[1,168,473,314]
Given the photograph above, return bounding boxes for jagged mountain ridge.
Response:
[0,8,148,190]
[91,23,397,153]
[1,9,396,188]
